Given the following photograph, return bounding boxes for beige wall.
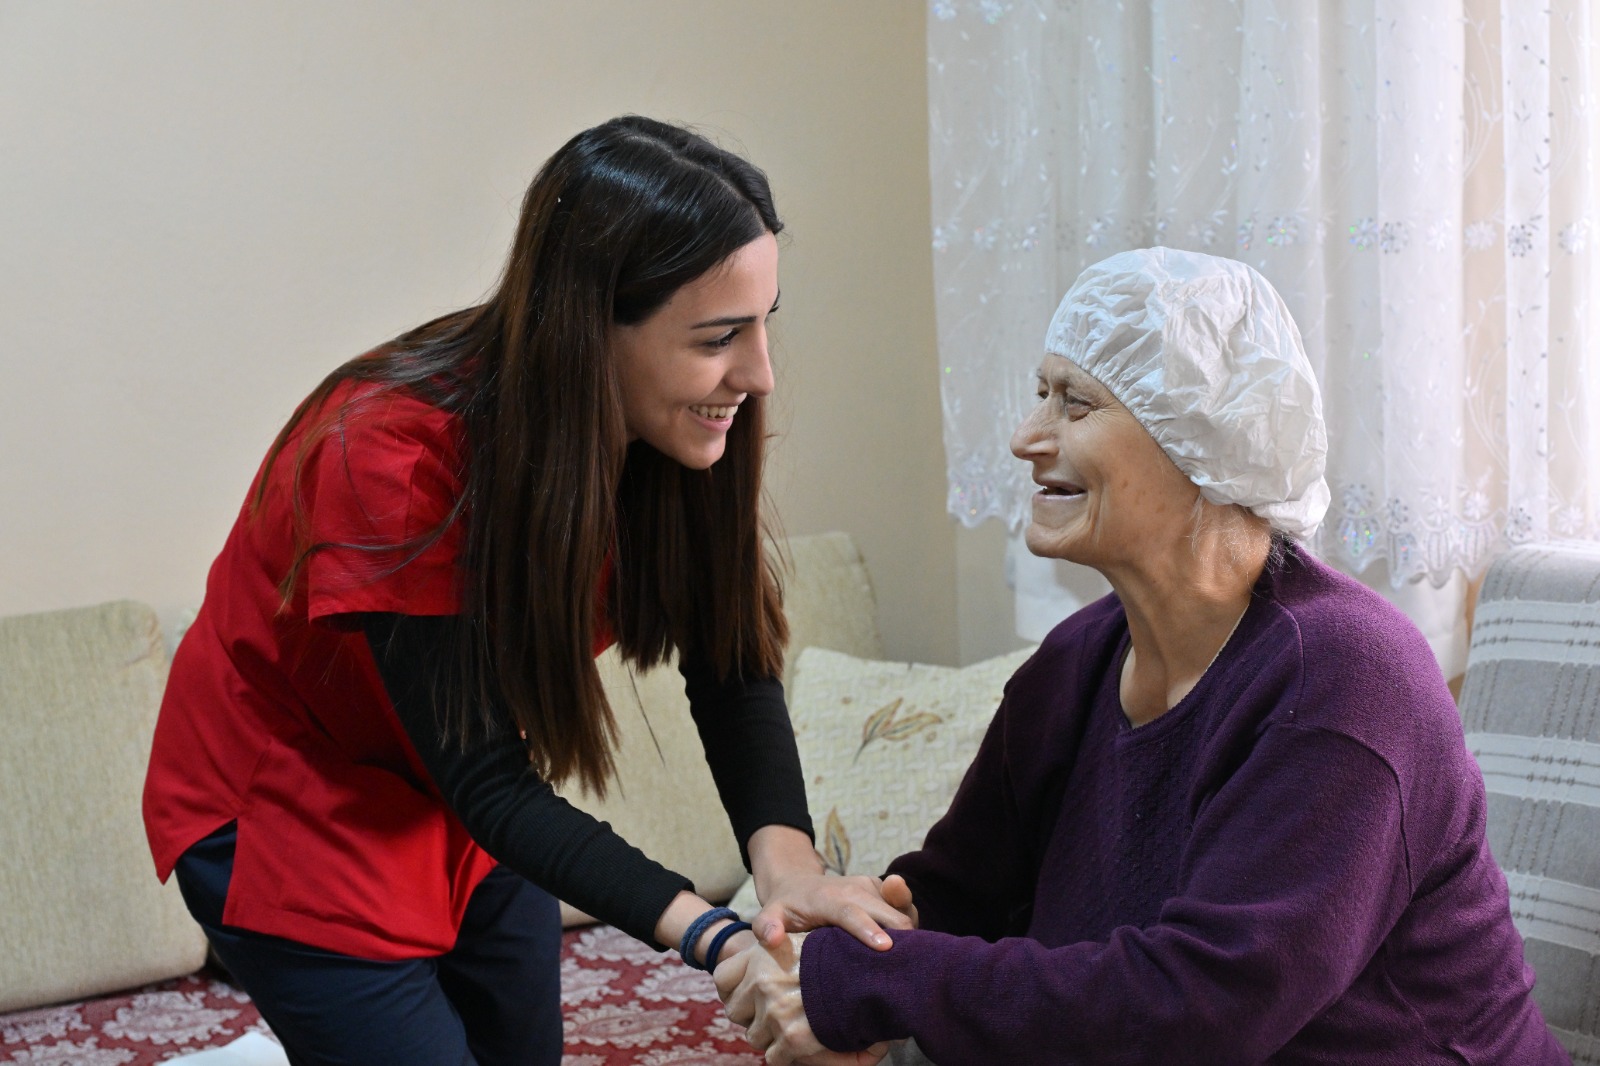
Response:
[0,1,969,665]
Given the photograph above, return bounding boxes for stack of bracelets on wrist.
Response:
[679,907,751,971]
[704,918,752,971]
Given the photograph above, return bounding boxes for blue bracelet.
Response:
[704,920,752,971]
[678,907,738,971]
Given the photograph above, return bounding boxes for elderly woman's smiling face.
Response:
[1011,354,1201,567]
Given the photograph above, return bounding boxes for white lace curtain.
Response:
[930,0,1597,668]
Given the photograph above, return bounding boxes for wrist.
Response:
[674,905,743,971]
[654,890,713,951]
[749,825,823,899]
[703,918,753,971]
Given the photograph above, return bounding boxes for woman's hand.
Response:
[715,933,890,1066]
[747,825,917,950]
[753,871,918,951]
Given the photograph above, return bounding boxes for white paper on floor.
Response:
[161,1032,289,1066]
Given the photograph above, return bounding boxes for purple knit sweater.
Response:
[799,546,1567,1065]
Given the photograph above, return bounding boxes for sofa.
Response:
[12,532,1596,1064]
[1458,543,1600,1066]
[1,531,1027,1064]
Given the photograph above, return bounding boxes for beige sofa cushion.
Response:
[729,643,1034,918]
[0,601,208,1012]
[788,644,1033,879]
[555,532,885,926]
[775,532,886,686]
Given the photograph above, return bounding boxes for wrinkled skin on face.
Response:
[1011,354,1200,567]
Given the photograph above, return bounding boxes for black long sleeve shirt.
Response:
[362,613,812,947]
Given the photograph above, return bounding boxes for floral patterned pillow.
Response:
[729,644,1035,917]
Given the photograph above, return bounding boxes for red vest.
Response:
[143,381,611,959]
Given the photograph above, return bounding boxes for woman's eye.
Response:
[706,330,738,349]
[1062,393,1093,418]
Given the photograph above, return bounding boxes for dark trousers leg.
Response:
[173,824,562,1066]
[439,864,563,1066]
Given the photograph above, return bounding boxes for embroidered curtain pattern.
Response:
[930,0,1597,588]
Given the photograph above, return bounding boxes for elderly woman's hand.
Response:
[715,932,891,1066]
[752,871,918,951]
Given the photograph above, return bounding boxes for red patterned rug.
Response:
[0,926,761,1065]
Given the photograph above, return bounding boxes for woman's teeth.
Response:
[691,404,737,420]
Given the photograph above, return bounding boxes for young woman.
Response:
[142,116,908,1066]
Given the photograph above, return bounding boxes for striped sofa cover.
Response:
[1460,542,1600,1065]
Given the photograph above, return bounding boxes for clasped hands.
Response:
[712,871,917,1065]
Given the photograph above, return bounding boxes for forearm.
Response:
[748,824,825,901]
[681,654,813,865]
[799,926,1286,1065]
[443,746,691,944]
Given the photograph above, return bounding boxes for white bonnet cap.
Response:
[1043,247,1330,539]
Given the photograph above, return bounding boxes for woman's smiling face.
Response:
[611,232,779,470]
[1010,354,1200,567]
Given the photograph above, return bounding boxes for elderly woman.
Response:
[716,248,1567,1065]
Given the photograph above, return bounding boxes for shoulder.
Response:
[1269,546,1414,644]
[1227,548,1491,890]
[322,379,462,460]
[300,380,466,500]
[1252,546,1463,773]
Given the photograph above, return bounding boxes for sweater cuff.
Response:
[799,926,916,1051]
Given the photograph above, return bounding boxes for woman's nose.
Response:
[732,332,775,398]
[1011,404,1051,460]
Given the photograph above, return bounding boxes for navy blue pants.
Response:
[174,824,563,1066]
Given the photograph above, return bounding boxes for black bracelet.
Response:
[678,907,738,971]
[704,920,752,971]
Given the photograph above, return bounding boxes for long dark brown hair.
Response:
[256,116,788,796]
